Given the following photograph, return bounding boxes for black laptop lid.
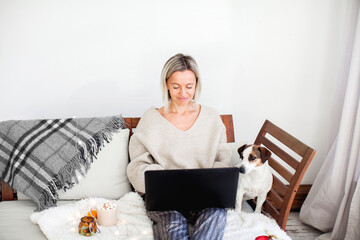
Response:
[145,167,239,211]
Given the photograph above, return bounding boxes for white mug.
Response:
[96,202,117,227]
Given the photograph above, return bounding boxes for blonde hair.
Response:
[161,53,201,112]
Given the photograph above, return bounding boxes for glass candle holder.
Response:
[78,216,97,236]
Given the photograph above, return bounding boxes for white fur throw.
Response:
[31,192,291,240]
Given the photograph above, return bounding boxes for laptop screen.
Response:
[145,167,239,211]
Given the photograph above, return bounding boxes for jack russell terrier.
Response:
[235,144,273,213]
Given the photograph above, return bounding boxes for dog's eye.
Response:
[249,155,256,161]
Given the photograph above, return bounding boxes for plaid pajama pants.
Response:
[147,208,226,240]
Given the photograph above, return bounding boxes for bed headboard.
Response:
[0,115,235,201]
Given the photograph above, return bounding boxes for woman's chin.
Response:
[172,97,187,103]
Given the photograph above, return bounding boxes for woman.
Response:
[127,53,232,240]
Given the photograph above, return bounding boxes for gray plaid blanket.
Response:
[0,116,126,211]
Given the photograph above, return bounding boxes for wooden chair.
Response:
[253,119,316,230]
[124,115,235,143]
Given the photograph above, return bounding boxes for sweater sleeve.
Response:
[212,124,232,168]
[126,134,164,194]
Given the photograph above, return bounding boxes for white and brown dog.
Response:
[235,144,273,213]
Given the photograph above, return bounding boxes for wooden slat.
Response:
[263,200,280,220]
[124,118,132,138]
[262,120,308,157]
[220,115,234,143]
[278,189,297,229]
[260,135,299,170]
[267,188,283,209]
[288,148,316,188]
[268,185,312,212]
[291,184,312,211]
[268,157,293,183]
[275,149,315,230]
[281,148,316,210]
[1,182,16,201]
[124,118,132,127]
[131,118,140,128]
[248,184,312,213]
[272,175,288,197]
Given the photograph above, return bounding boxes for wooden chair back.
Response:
[0,115,234,201]
[254,120,316,230]
[124,115,234,143]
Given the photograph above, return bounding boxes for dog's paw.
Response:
[234,207,242,213]
[254,208,262,213]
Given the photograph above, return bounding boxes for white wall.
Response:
[0,0,357,184]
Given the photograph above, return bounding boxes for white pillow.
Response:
[18,128,131,200]
[228,141,247,167]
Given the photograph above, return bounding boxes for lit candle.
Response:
[119,219,127,224]
[142,230,150,235]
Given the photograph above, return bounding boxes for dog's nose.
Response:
[239,166,245,174]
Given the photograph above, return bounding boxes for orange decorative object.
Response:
[87,209,98,219]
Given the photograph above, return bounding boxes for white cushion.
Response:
[18,128,131,200]
[0,200,47,240]
[0,200,74,240]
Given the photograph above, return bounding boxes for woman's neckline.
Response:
[154,104,202,132]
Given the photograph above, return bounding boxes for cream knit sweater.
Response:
[126,106,232,194]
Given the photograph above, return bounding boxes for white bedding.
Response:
[29,192,291,240]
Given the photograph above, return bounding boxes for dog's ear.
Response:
[237,144,248,159]
[258,146,271,163]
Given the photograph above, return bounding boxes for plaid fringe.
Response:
[0,115,126,211]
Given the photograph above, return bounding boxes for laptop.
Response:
[144,167,239,211]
